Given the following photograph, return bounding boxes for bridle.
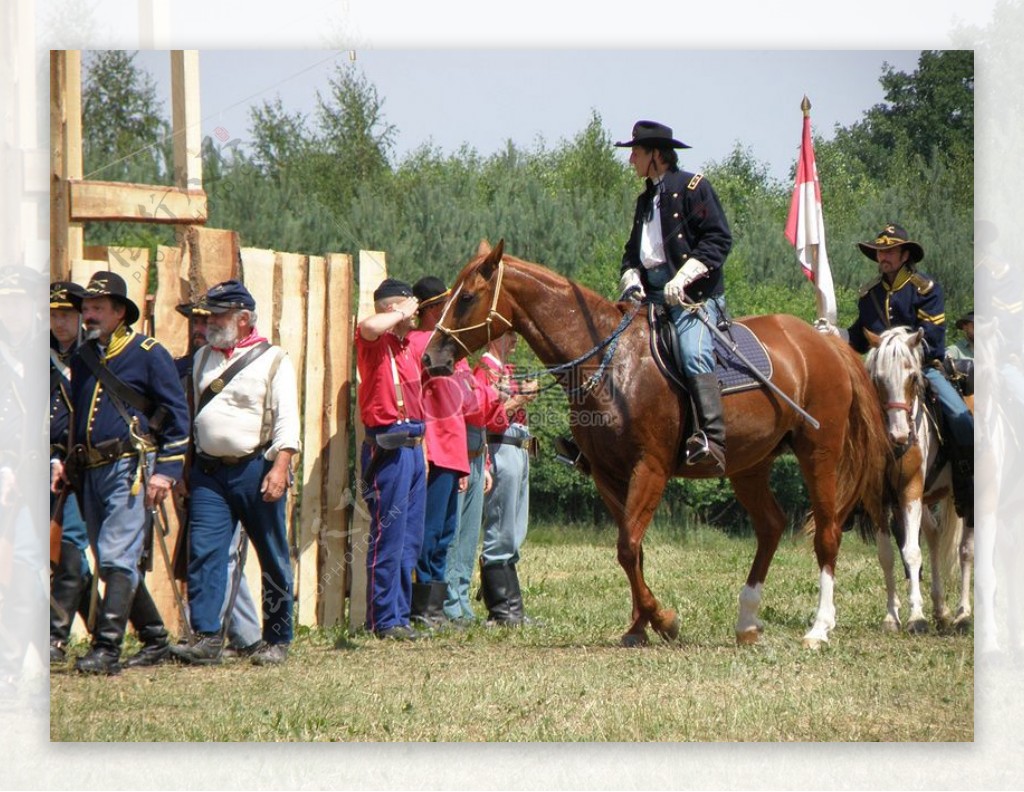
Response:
[432,256,640,400]
[433,257,513,358]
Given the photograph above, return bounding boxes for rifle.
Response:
[49,485,69,569]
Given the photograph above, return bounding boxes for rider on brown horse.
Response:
[615,120,733,474]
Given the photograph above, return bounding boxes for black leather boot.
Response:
[50,542,87,663]
[951,446,974,528]
[685,372,726,475]
[410,581,434,626]
[75,570,135,676]
[480,561,523,626]
[123,579,170,668]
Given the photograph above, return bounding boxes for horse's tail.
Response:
[832,339,894,534]
[934,495,964,585]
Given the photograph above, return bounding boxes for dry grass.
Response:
[50,525,973,742]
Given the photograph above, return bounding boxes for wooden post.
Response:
[348,250,388,631]
[49,50,83,281]
[170,50,203,192]
[320,253,353,626]
[297,255,327,625]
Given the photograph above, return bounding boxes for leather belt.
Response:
[195,444,268,471]
[79,438,154,469]
[487,433,530,448]
[369,433,423,449]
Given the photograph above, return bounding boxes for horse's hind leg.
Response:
[876,525,902,631]
[595,463,675,646]
[922,502,952,628]
[730,463,785,645]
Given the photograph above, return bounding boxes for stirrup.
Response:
[685,431,711,464]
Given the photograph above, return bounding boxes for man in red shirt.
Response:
[355,279,426,640]
[478,333,538,625]
[405,276,471,627]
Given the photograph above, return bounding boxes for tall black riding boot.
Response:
[951,446,974,529]
[480,560,523,626]
[685,372,726,474]
[427,580,449,626]
[74,570,135,676]
[123,578,170,668]
[50,542,87,663]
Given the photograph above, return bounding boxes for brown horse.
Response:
[423,241,890,648]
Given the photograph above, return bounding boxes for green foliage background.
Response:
[82,51,974,533]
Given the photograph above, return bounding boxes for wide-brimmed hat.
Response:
[373,278,414,302]
[413,275,449,311]
[50,280,87,310]
[956,310,974,329]
[71,271,141,326]
[856,223,925,265]
[614,120,690,149]
[0,266,45,298]
[194,280,256,315]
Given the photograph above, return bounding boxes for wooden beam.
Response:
[50,50,83,281]
[152,244,189,358]
[182,226,238,293]
[348,250,388,631]
[69,179,208,224]
[320,253,353,627]
[297,255,327,626]
[170,50,203,190]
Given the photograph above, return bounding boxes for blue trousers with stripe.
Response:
[361,421,426,633]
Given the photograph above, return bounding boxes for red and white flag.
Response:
[785,100,837,323]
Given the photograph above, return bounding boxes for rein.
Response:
[435,257,641,400]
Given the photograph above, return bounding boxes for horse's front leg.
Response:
[901,496,929,633]
[599,464,674,646]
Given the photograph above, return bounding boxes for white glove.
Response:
[664,258,708,304]
[813,318,847,341]
[618,268,645,301]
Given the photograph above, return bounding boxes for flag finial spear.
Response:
[801,95,811,117]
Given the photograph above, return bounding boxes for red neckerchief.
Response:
[212,326,268,359]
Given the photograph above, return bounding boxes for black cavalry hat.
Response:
[70,271,141,326]
[856,223,925,265]
[194,280,257,315]
[373,278,414,302]
[614,120,691,149]
[413,275,449,311]
[49,280,88,310]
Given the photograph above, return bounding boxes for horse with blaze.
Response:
[423,241,891,648]
[864,326,972,632]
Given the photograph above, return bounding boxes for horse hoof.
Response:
[951,613,972,632]
[735,629,760,646]
[906,619,929,635]
[802,636,826,650]
[882,619,901,633]
[655,612,681,642]
[620,632,649,648]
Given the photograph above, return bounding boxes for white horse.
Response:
[864,327,972,633]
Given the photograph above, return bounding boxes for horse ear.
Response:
[910,328,924,347]
[865,329,881,348]
[477,239,492,256]
[477,239,504,281]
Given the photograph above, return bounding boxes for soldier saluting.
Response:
[51,271,190,675]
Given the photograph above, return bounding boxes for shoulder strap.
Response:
[387,345,407,421]
[195,341,273,418]
[260,348,286,446]
[77,340,155,416]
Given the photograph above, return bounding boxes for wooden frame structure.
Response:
[50,50,361,632]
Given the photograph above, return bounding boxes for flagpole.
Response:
[800,96,827,321]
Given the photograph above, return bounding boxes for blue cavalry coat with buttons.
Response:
[847,265,947,363]
[620,168,732,302]
[67,326,190,482]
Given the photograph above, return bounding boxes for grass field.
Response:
[49,523,973,742]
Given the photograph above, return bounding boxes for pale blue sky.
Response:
[124,49,926,185]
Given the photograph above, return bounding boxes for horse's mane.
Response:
[865,327,926,391]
